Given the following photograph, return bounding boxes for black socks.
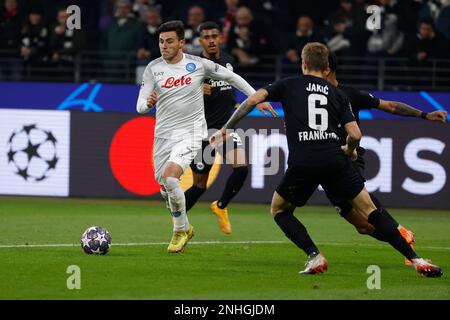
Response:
[217,166,248,209]
[274,211,319,256]
[184,185,206,212]
[367,194,401,242]
[368,209,418,260]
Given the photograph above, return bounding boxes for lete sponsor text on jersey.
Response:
[161,75,193,89]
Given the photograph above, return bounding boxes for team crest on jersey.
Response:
[186,63,196,72]
[196,162,205,171]
[226,63,233,71]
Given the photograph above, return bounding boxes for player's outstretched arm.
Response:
[209,89,269,148]
[378,99,447,123]
[202,58,277,117]
[225,89,269,129]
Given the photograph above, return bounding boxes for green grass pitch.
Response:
[0,196,448,300]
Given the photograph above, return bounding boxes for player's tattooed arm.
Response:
[224,89,269,129]
[209,89,268,148]
[378,100,447,122]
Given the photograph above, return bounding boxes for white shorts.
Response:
[153,135,203,185]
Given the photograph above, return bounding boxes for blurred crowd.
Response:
[1,0,449,74]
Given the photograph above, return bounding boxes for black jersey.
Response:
[336,85,380,156]
[337,85,380,125]
[202,52,237,129]
[264,75,355,166]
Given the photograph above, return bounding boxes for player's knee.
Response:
[271,207,293,218]
[162,177,179,192]
[271,203,293,217]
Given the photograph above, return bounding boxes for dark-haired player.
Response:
[326,51,447,265]
[137,20,274,253]
[210,42,442,277]
[148,21,277,234]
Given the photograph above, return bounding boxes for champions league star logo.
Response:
[6,124,59,182]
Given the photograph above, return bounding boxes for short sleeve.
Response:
[339,94,356,125]
[263,80,285,102]
[357,90,380,110]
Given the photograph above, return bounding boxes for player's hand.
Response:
[341,145,357,161]
[256,102,278,117]
[427,110,447,123]
[203,84,212,95]
[209,128,226,149]
[147,91,157,107]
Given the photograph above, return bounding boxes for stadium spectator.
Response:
[437,3,450,40]
[285,15,325,64]
[20,7,49,67]
[136,7,161,65]
[220,0,240,46]
[50,7,85,67]
[404,17,450,63]
[241,0,276,25]
[226,6,272,65]
[131,0,151,22]
[183,5,206,55]
[324,0,368,56]
[366,9,404,57]
[0,0,23,80]
[103,0,140,53]
[417,0,449,23]
[325,17,352,56]
[0,0,23,50]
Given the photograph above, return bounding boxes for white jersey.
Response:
[136,53,256,140]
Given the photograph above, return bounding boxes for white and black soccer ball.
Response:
[6,124,58,182]
[81,226,112,255]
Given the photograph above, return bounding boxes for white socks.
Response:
[163,177,189,232]
[160,188,170,209]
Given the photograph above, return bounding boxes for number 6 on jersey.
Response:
[308,93,328,131]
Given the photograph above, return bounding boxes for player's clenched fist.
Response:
[426,110,447,123]
[147,91,157,107]
[341,144,358,161]
[209,128,226,149]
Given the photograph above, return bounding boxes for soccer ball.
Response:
[80,226,112,255]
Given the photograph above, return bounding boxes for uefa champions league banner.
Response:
[1,81,450,120]
[0,109,70,196]
[0,109,449,208]
[68,112,450,209]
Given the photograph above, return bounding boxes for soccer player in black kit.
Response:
[148,21,276,234]
[210,43,442,277]
[325,51,447,266]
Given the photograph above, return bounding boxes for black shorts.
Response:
[190,131,244,174]
[276,154,365,208]
[327,154,366,217]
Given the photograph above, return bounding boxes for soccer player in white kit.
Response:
[136,21,273,253]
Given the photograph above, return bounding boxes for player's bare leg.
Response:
[271,192,327,275]
[211,147,248,234]
[162,161,194,253]
[350,188,442,277]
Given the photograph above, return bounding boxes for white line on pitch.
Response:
[0,240,448,251]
